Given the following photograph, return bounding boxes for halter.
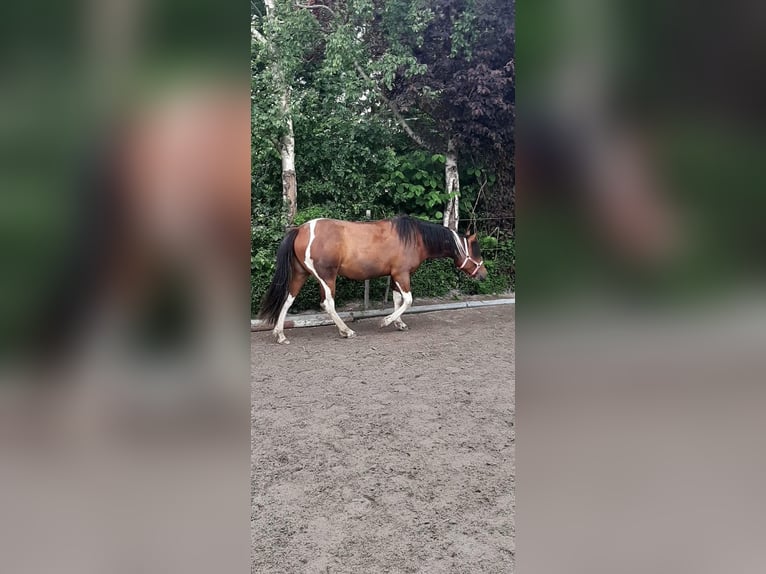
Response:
[456,234,484,276]
[459,254,484,276]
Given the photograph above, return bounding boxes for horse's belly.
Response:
[338,262,389,281]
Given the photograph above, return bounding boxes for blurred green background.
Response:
[517,0,766,307]
[0,0,246,359]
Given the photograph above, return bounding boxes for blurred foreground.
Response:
[518,0,766,572]
[0,1,249,572]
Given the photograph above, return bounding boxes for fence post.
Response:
[364,209,371,310]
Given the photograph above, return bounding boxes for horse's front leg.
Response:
[391,289,408,331]
[380,276,412,329]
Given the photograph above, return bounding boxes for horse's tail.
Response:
[258,228,299,325]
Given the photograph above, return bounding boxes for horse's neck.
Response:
[424,244,457,262]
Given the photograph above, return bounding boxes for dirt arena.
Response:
[251,305,515,573]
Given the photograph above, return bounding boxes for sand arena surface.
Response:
[252,305,515,573]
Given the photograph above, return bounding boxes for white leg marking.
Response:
[381,281,412,328]
[391,290,408,330]
[320,296,356,338]
[304,220,355,338]
[273,293,295,344]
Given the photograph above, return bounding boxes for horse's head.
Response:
[456,233,488,281]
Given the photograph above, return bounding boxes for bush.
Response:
[412,260,459,297]
[251,228,515,316]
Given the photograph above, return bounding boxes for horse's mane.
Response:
[391,215,460,259]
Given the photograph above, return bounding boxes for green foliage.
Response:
[380,149,453,220]
[455,236,515,295]
[450,0,477,58]
[412,260,459,296]
[293,205,336,225]
[250,0,515,315]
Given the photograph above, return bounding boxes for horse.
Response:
[258,215,488,344]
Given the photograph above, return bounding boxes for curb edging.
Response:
[251,297,515,331]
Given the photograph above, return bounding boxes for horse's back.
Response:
[295,218,397,279]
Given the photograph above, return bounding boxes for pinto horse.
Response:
[259,215,488,344]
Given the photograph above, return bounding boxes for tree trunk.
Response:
[443,138,460,231]
[280,92,298,225]
[263,0,298,226]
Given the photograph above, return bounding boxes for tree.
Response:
[308,0,515,231]
[379,0,515,230]
[447,0,515,233]
[252,0,321,224]
[252,0,514,231]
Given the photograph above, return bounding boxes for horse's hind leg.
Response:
[273,266,308,344]
[315,272,356,338]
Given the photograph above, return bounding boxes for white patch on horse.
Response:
[304,219,356,338]
[381,280,412,328]
[273,293,295,344]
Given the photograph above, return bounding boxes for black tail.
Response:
[258,228,299,325]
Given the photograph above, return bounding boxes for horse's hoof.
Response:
[379,318,390,328]
[342,329,356,338]
[277,338,290,345]
[274,333,289,344]
[394,322,408,331]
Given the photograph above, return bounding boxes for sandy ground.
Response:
[251,305,515,574]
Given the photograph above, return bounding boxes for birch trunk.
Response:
[262,0,298,225]
[280,91,297,224]
[443,138,460,231]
